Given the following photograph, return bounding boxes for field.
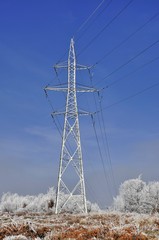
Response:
[0,211,159,239]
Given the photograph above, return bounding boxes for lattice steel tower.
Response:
[45,39,96,214]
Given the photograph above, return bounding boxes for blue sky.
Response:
[0,0,159,208]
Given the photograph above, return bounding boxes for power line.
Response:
[96,38,159,86]
[82,54,159,197]
[77,54,159,181]
[106,55,159,88]
[91,114,113,199]
[44,90,73,155]
[56,50,69,65]
[94,11,159,65]
[44,90,63,136]
[77,0,134,57]
[78,54,159,105]
[88,69,116,197]
[85,178,102,206]
[76,71,111,204]
[76,0,113,43]
[99,80,159,112]
[98,92,117,195]
[57,10,159,93]
[56,0,106,64]
[74,0,106,36]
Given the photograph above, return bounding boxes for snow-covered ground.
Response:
[0,211,159,239]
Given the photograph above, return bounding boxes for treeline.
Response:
[0,187,100,213]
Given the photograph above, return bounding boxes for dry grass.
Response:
[0,211,159,239]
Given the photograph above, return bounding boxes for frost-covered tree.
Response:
[0,187,100,213]
[0,188,56,213]
[113,177,145,212]
[113,177,159,214]
[140,181,159,214]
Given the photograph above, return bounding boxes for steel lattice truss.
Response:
[45,39,97,214]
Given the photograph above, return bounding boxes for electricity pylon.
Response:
[45,39,97,214]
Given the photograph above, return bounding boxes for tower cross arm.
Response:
[54,63,93,70]
[44,86,100,93]
[51,110,96,116]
